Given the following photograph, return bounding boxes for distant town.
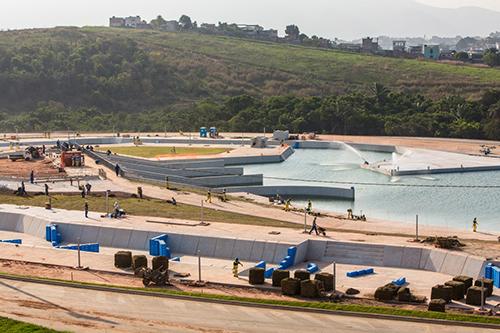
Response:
[110,15,500,67]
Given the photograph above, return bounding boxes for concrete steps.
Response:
[323,241,385,266]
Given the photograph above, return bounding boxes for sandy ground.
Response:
[0,158,63,179]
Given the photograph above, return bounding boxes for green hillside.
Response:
[0,27,500,139]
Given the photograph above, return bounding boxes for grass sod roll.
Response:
[281,278,301,295]
[314,272,334,291]
[152,256,169,271]
[272,270,290,287]
[132,255,148,271]
[249,268,265,285]
[300,279,323,298]
[294,270,310,281]
[466,286,487,306]
[114,251,132,269]
[431,285,453,303]
[444,280,465,300]
[428,299,446,312]
[453,276,473,291]
[474,278,493,297]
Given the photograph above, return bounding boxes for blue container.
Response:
[200,127,207,138]
[255,261,266,269]
[307,263,319,274]
[485,263,493,279]
[149,239,159,256]
[392,277,406,286]
[264,268,274,279]
[1,239,22,245]
[45,225,52,241]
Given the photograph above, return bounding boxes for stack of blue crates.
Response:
[149,234,171,258]
[45,224,62,246]
[265,246,297,278]
[485,263,500,288]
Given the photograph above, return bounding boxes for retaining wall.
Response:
[224,185,355,200]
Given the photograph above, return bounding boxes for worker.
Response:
[137,186,143,199]
[473,218,478,232]
[44,184,49,196]
[29,170,34,184]
[81,187,86,198]
[84,201,89,218]
[306,199,312,214]
[284,198,291,211]
[56,139,60,148]
[232,258,243,277]
[85,182,92,195]
[42,144,46,155]
[347,208,353,219]
[222,188,227,202]
[114,163,121,177]
[309,217,319,235]
[205,189,212,203]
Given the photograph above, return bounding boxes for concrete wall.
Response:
[224,185,355,200]
[0,211,489,278]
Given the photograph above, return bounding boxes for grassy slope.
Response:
[0,194,296,228]
[1,26,499,102]
[98,146,230,158]
[0,317,63,333]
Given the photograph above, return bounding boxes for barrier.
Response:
[392,277,406,286]
[255,261,266,269]
[277,246,297,270]
[347,268,374,278]
[306,263,319,274]
[149,234,171,258]
[264,267,274,279]
[57,243,100,253]
[0,239,22,245]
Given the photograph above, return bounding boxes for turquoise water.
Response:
[241,149,500,232]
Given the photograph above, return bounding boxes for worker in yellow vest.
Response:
[232,258,243,277]
[472,218,478,232]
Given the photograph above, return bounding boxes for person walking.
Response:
[84,201,89,218]
[85,182,92,195]
[472,218,478,232]
[137,186,143,199]
[232,258,243,277]
[29,170,34,184]
[309,217,319,235]
[81,187,86,198]
[114,163,121,177]
[44,184,49,196]
[205,189,212,203]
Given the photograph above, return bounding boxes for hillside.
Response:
[0,27,499,139]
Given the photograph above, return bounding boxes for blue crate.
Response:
[392,277,406,286]
[307,263,319,274]
[347,268,374,278]
[0,239,22,245]
[255,261,266,269]
[264,267,275,279]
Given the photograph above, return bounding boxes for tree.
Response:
[454,51,469,62]
[285,25,300,39]
[483,48,500,67]
[179,15,193,30]
[150,15,167,29]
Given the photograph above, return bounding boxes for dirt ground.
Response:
[0,158,63,179]
[0,259,454,313]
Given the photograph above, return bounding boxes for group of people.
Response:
[205,189,228,203]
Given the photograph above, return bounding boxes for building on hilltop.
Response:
[393,40,406,54]
[124,16,142,28]
[361,37,379,53]
[423,44,440,60]
[161,20,179,32]
[408,45,423,57]
[109,16,125,28]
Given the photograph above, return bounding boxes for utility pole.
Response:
[304,210,307,233]
[198,250,202,282]
[333,261,337,293]
[105,190,110,216]
[200,199,204,224]
[415,214,419,241]
[76,237,82,269]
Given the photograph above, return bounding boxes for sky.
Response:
[1,0,500,40]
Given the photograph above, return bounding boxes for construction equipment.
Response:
[141,265,170,287]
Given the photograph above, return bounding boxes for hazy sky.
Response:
[1,0,499,39]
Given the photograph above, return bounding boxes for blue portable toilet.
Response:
[209,127,217,138]
[200,127,207,138]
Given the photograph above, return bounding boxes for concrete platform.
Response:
[370,147,500,176]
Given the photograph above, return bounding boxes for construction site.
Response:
[0,131,499,333]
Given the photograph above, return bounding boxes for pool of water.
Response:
[240,149,500,232]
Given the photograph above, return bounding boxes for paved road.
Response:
[0,279,495,333]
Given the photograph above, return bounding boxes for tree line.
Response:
[1,87,500,140]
